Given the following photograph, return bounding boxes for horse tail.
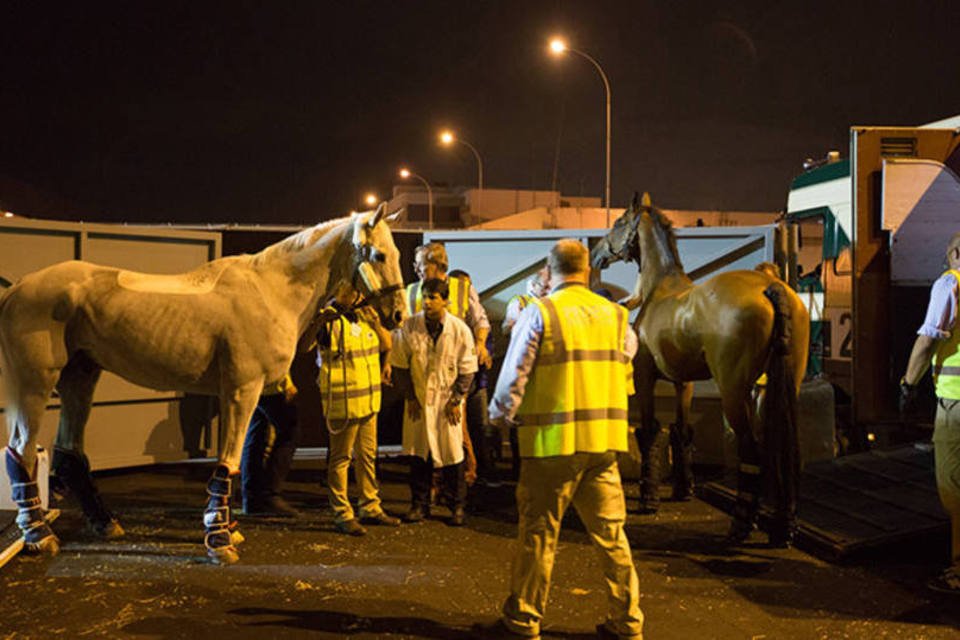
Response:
[761,281,800,542]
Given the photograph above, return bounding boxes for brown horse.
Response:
[591,194,809,545]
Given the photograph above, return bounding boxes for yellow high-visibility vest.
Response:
[318,316,382,420]
[509,293,535,312]
[933,269,960,400]
[406,275,470,320]
[517,284,633,458]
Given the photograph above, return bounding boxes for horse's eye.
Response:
[373,251,386,263]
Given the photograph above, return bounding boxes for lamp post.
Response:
[439,130,483,217]
[399,168,433,229]
[549,37,612,227]
[363,193,378,208]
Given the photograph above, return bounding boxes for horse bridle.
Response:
[607,210,641,264]
[352,243,403,306]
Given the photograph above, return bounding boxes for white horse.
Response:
[0,207,406,563]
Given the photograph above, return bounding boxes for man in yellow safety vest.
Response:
[316,284,400,536]
[478,239,643,640]
[900,231,960,595]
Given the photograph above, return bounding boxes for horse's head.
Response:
[350,204,407,329]
[591,192,647,270]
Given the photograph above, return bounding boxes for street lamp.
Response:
[438,129,484,217]
[363,193,378,208]
[549,37,612,226]
[399,168,433,229]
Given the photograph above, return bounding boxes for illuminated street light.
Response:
[549,36,612,226]
[399,167,434,229]
[364,193,378,207]
[438,129,484,216]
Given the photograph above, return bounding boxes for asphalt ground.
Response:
[1,459,958,640]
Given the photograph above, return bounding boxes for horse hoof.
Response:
[25,534,61,557]
[208,545,240,565]
[230,530,245,546]
[94,519,125,540]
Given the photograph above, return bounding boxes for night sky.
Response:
[2,1,959,224]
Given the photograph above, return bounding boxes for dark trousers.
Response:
[466,384,499,480]
[410,455,466,510]
[240,393,300,500]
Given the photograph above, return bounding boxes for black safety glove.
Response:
[898,378,918,416]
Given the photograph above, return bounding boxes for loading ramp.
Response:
[700,443,949,561]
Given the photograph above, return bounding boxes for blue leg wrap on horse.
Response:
[5,447,56,545]
[204,465,235,551]
[52,447,116,528]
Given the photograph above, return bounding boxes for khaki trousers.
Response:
[934,398,960,566]
[502,451,643,637]
[327,414,383,523]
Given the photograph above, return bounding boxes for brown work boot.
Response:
[360,511,401,527]
[335,518,367,537]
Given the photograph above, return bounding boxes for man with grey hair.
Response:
[476,239,643,639]
[900,231,960,594]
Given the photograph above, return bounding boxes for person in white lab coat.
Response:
[390,277,478,526]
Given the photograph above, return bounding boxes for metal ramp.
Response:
[700,443,949,560]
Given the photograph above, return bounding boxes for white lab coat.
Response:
[390,312,478,467]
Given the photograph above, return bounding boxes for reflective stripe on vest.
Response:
[933,269,960,400]
[405,275,470,320]
[318,317,382,419]
[516,285,631,458]
[510,293,534,312]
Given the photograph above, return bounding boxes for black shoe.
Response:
[242,495,300,518]
[596,623,644,639]
[360,511,401,527]
[403,506,429,523]
[470,619,539,639]
[927,567,960,595]
[335,518,367,537]
[449,507,466,527]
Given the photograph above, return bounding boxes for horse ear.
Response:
[367,202,386,229]
[385,209,402,224]
[641,192,652,208]
[631,192,640,210]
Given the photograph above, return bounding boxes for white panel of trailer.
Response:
[0,218,220,470]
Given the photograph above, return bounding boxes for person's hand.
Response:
[407,398,422,421]
[356,305,380,326]
[283,383,298,404]
[476,341,492,368]
[445,399,462,425]
[315,306,341,323]
[899,378,919,417]
[381,362,392,386]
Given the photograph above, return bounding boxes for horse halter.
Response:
[607,212,641,264]
[352,243,403,305]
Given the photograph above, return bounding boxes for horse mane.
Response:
[645,205,684,271]
[250,216,351,267]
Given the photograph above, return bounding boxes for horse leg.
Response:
[669,381,695,501]
[50,351,123,539]
[633,358,665,514]
[723,397,762,544]
[5,384,61,555]
[203,380,262,564]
